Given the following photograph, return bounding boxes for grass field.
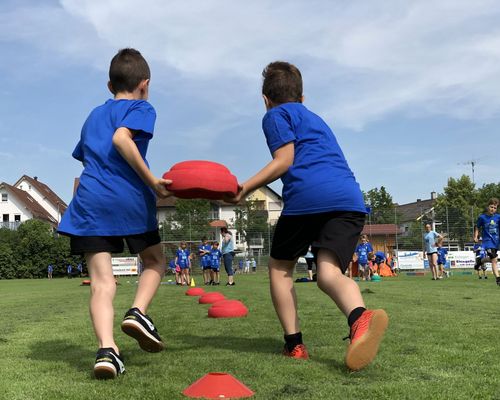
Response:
[1,271,499,400]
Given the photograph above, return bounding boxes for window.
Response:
[14,215,21,222]
[2,214,9,222]
[1,193,7,202]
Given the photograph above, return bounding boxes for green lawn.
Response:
[1,271,499,400]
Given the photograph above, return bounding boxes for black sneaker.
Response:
[496,277,500,286]
[94,347,125,379]
[226,282,235,286]
[484,276,488,279]
[121,308,165,352]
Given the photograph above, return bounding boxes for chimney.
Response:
[34,176,38,181]
[416,199,421,202]
[431,191,437,200]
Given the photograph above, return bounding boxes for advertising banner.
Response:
[396,251,425,270]
[112,257,138,276]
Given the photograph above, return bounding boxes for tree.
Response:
[434,175,476,245]
[476,183,500,211]
[364,186,398,224]
[234,200,269,255]
[160,199,212,243]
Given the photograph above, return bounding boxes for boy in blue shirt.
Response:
[58,48,172,379]
[473,240,488,279]
[474,198,500,286]
[355,234,373,281]
[175,241,192,286]
[210,242,222,285]
[199,237,213,285]
[227,61,388,371]
[436,238,448,279]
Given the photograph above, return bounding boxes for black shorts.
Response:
[486,248,498,260]
[69,230,161,255]
[271,211,365,273]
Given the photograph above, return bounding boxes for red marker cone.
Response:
[198,292,226,304]
[183,372,254,398]
[208,300,248,318]
[186,287,205,296]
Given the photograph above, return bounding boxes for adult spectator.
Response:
[221,227,236,286]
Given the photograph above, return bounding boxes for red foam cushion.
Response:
[198,292,226,304]
[163,160,239,200]
[208,300,248,318]
[185,287,205,296]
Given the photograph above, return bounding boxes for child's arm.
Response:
[229,142,294,203]
[112,127,172,198]
[473,226,479,242]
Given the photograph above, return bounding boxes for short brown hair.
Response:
[488,197,499,206]
[262,61,303,105]
[109,48,150,94]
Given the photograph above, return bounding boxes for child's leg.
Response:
[491,257,499,279]
[315,249,364,316]
[86,252,119,353]
[268,257,300,335]
[132,244,165,314]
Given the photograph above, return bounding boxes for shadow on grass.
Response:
[178,334,347,372]
[27,339,93,374]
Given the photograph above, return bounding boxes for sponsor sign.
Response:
[396,251,425,270]
[112,257,138,276]
[396,250,478,270]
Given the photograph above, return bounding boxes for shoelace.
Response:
[343,313,371,342]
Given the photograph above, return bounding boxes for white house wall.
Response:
[16,180,61,222]
[0,189,33,222]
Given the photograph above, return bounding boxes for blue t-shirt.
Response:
[47,265,53,273]
[262,103,366,215]
[221,233,234,255]
[199,243,212,267]
[210,249,222,268]
[476,213,500,249]
[437,247,448,265]
[355,242,373,265]
[424,231,439,253]
[176,249,191,268]
[473,244,487,259]
[58,99,157,236]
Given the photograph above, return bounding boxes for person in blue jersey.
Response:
[47,264,53,279]
[58,49,172,379]
[473,240,489,279]
[226,61,388,371]
[424,224,442,281]
[210,241,222,285]
[436,238,448,279]
[175,241,192,286]
[199,237,213,285]
[67,264,73,279]
[474,198,500,286]
[355,235,373,281]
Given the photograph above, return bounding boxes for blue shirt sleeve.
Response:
[120,101,156,140]
[262,107,296,154]
[72,140,84,162]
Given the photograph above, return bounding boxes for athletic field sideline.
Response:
[1,272,498,399]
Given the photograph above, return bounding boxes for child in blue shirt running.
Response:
[226,61,388,371]
[473,240,488,279]
[355,234,373,281]
[58,48,172,379]
[474,198,500,286]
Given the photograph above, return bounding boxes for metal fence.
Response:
[162,205,482,267]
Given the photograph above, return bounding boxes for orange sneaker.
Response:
[283,344,309,360]
[345,309,388,371]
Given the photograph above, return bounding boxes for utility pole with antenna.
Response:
[458,159,478,184]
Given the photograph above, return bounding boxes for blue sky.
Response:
[1,0,499,205]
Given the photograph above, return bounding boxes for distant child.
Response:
[474,198,500,286]
[251,258,257,273]
[473,240,488,279]
[58,48,171,379]
[436,238,448,279]
[355,234,373,281]
[199,237,213,285]
[175,241,192,286]
[210,242,222,285]
[67,264,73,279]
[367,252,376,280]
[47,264,53,279]
[244,259,251,273]
[424,224,442,280]
[226,61,388,371]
